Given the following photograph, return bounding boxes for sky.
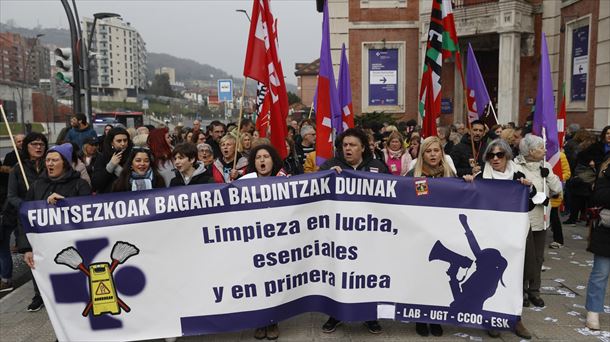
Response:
[0,0,322,84]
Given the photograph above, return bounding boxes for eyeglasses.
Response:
[486,151,506,160]
[29,142,45,148]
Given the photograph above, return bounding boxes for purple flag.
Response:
[466,44,491,123]
[337,43,354,133]
[532,33,560,168]
[316,1,341,133]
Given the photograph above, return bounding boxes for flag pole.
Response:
[233,78,248,170]
[307,102,314,120]
[487,101,499,125]
[459,64,477,164]
[0,105,29,190]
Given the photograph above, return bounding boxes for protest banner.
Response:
[20,170,529,341]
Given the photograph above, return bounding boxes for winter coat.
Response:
[449,134,488,176]
[283,155,304,176]
[588,167,610,257]
[65,125,97,148]
[578,141,610,171]
[170,163,212,186]
[514,155,563,231]
[92,152,128,193]
[211,157,248,183]
[320,155,390,174]
[550,152,571,208]
[382,148,412,176]
[17,169,91,252]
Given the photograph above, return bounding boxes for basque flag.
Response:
[315,0,341,165]
[243,0,288,158]
[338,43,354,132]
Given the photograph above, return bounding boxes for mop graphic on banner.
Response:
[54,241,140,317]
[429,214,508,312]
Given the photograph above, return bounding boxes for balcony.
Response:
[454,0,498,7]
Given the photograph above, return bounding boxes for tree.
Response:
[287,91,301,105]
[148,74,174,97]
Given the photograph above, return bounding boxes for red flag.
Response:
[255,83,271,137]
[243,0,288,158]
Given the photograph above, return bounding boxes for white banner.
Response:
[20,171,529,341]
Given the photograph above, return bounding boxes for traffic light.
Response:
[54,48,74,86]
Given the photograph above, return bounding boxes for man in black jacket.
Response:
[450,120,488,176]
[319,128,388,335]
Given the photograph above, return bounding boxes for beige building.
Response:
[155,67,176,85]
[82,17,147,102]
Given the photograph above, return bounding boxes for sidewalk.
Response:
[1,223,608,341]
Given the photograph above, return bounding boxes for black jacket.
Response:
[450,134,488,176]
[283,155,304,175]
[578,142,610,171]
[92,152,129,193]
[320,155,390,174]
[18,169,91,252]
[588,168,610,257]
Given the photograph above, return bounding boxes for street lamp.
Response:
[235,9,251,22]
[87,12,121,52]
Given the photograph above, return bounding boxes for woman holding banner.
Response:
[463,139,533,339]
[319,128,387,335]
[20,143,91,312]
[515,135,562,310]
[245,144,285,340]
[406,136,454,337]
[6,133,48,310]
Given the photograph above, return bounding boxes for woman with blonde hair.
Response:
[382,131,412,176]
[407,136,455,178]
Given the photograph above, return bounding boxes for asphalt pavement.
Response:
[1,220,608,341]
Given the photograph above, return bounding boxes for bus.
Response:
[92,111,144,136]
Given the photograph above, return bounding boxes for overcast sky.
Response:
[0,0,322,84]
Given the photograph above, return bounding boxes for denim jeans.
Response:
[586,254,610,312]
[0,228,13,281]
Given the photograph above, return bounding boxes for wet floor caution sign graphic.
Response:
[54,241,140,317]
[95,281,111,295]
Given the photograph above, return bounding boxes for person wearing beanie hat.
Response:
[47,143,73,171]
[20,142,91,313]
[296,125,316,166]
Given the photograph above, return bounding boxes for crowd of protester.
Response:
[0,113,608,340]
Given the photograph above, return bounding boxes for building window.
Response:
[563,15,591,111]
[361,41,406,113]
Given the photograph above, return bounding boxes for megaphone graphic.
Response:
[429,240,473,279]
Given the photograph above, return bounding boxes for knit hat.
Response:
[48,143,73,165]
[300,125,315,136]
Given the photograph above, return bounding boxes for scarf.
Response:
[387,149,403,159]
[422,164,445,178]
[130,169,154,191]
[483,160,516,180]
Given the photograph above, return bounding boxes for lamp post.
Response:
[235,9,251,22]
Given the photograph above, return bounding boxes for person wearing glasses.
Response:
[111,147,166,192]
[5,133,48,309]
[463,139,534,339]
[295,125,316,166]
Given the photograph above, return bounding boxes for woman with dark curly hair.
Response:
[246,144,285,340]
